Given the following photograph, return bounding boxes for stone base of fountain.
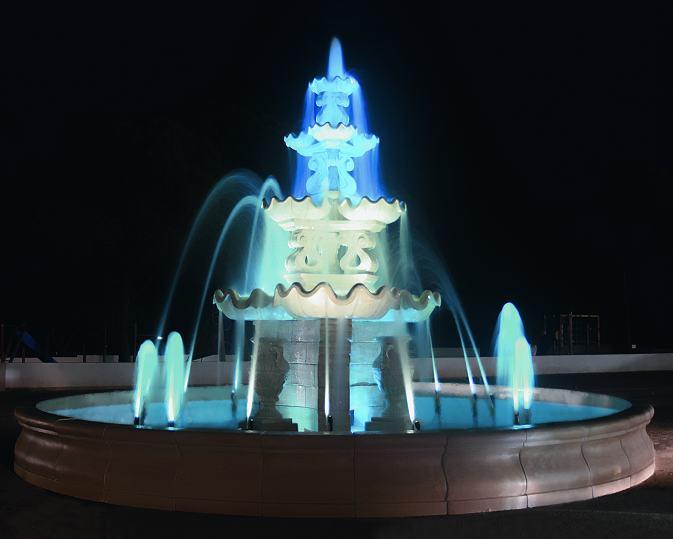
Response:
[250,336,299,432]
[249,417,298,432]
[14,386,655,518]
[366,335,413,431]
[365,416,413,432]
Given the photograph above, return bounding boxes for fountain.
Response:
[494,302,535,424]
[132,340,157,425]
[14,38,654,517]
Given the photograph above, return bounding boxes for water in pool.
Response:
[38,386,629,433]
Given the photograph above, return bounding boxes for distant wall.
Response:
[2,353,672,390]
[2,355,247,390]
[7,355,121,364]
[432,353,673,379]
[5,363,136,389]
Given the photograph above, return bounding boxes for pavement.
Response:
[2,373,673,538]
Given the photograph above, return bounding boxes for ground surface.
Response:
[2,373,673,538]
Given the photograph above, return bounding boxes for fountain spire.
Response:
[284,38,379,201]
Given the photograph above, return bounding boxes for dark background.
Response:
[2,4,672,356]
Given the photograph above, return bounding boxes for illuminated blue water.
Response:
[164,332,186,423]
[291,87,315,199]
[494,303,535,416]
[132,340,158,420]
[155,171,263,341]
[327,37,345,79]
[349,88,382,200]
[40,387,628,432]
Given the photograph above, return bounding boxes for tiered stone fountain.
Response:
[13,38,655,518]
[213,58,439,433]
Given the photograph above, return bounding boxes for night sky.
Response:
[3,4,672,356]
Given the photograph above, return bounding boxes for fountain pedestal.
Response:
[252,337,297,431]
[251,319,353,432]
[366,336,413,432]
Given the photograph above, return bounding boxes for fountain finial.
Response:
[284,39,379,201]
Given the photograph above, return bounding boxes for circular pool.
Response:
[14,384,655,517]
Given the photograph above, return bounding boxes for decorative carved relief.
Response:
[254,338,289,421]
[286,230,340,274]
[286,228,378,278]
[265,195,405,295]
[372,337,410,421]
[338,230,378,274]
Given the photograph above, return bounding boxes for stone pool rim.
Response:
[14,386,655,517]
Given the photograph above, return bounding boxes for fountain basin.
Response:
[214,284,441,321]
[14,385,654,517]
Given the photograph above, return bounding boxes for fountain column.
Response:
[318,318,353,432]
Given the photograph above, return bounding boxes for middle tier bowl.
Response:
[213,283,441,322]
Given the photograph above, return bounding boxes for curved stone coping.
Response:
[265,196,332,223]
[336,197,405,224]
[213,283,441,322]
[14,392,654,517]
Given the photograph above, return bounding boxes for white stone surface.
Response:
[215,284,441,321]
[3,360,245,389]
